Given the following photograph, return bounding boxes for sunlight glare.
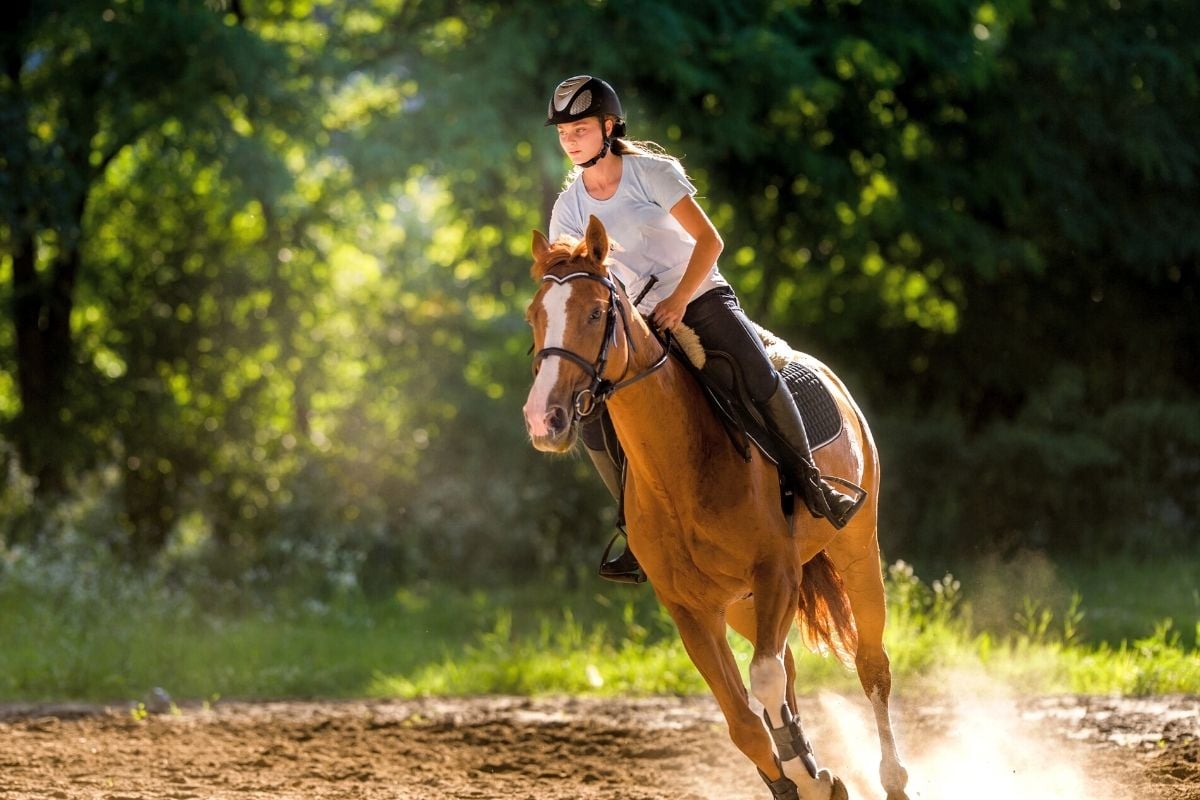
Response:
[817,675,1128,800]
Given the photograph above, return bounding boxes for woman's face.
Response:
[556,117,610,164]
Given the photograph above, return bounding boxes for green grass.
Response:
[0,553,1197,703]
[943,550,1200,649]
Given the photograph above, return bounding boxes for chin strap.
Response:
[578,136,612,168]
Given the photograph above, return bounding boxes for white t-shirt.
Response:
[548,154,729,314]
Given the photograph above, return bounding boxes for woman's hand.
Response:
[651,293,689,331]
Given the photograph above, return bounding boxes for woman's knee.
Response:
[687,306,779,401]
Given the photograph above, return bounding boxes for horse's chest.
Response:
[626,503,760,598]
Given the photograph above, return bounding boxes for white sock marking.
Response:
[752,654,835,799]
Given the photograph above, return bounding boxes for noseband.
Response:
[533,271,669,421]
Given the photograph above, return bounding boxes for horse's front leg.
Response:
[664,602,795,796]
[745,565,847,800]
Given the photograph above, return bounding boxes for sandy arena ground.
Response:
[1,693,1197,799]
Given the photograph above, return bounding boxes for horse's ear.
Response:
[584,215,609,270]
[531,230,551,278]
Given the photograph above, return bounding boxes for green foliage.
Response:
[0,0,1197,580]
[877,392,1200,559]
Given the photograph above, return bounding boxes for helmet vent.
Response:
[568,90,593,116]
[553,75,591,111]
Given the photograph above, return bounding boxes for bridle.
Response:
[533,271,669,421]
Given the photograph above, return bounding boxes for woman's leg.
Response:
[580,410,622,498]
[681,288,779,402]
[682,287,864,529]
[580,410,645,583]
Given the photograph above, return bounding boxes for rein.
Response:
[533,271,669,420]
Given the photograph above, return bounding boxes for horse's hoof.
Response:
[884,792,910,800]
[830,777,849,800]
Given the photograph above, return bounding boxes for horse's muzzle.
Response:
[525,403,575,452]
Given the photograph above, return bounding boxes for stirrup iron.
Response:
[819,474,867,529]
[599,530,646,584]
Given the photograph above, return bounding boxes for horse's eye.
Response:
[589,308,603,322]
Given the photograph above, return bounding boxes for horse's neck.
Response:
[604,304,715,469]
[605,355,719,484]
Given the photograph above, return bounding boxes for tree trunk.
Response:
[10,204,84,497]
[4,3,72,497]
[122,460,175,565]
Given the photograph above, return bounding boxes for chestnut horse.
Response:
[522,216,909,800]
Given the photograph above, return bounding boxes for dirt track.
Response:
[1,693,1197,799]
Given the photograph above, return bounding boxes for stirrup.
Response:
[599,530,646,584]
[818,475,867,530]
[800,472,867,530]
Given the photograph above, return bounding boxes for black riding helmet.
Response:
[545,75,627,167]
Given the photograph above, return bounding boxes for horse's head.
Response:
[522,216,630,453]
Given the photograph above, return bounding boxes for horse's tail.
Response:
[797,550,858,667]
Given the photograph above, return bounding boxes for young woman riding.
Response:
[544,75,865,583]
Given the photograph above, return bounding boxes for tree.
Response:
[1,0,1196,574]
[1,0,295,499]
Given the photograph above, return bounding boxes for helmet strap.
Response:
[578,136,611,169]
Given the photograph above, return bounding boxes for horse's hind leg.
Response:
[830,541,909,800]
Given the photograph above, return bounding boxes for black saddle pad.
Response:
[779,359,841,450]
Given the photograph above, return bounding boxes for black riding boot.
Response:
[760,377,866,530]
[585,445,646,584]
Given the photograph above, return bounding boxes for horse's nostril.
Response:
[547,406,567,435]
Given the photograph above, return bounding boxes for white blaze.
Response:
[523,282,572,437]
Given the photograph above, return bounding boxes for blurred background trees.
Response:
[1,0,1196,591]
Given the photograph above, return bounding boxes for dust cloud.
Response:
[815,673,1130,800]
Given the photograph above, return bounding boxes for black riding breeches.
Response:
[680,285,780,403]
[581,285,781,452]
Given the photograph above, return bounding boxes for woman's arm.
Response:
[650,195,724,330]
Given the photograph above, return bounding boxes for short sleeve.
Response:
[642,157,696,212]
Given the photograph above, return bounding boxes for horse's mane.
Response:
[531,235,603,279]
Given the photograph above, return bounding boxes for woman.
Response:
[544,75,864,583]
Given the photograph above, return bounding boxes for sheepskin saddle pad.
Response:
[672,323,842,451]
